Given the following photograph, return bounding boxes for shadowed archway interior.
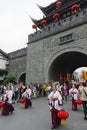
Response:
[48,51,87,82]
[18,73,26,85]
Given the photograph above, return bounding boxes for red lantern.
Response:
[19,99,25,104]
[0,102,4,108]
[75,99,82,108]
[32,24,37,29]
[0,102,4,112]
[58,110,69,125]
[41,20,47,27]
[71,4,79,13]
[56,1,62,7]
[53,13,60,21]
[75,99,82,105]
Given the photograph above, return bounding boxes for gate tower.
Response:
[26,0,87,83]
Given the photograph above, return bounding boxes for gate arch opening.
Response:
[48,51,87,82]
[18,73,26,85]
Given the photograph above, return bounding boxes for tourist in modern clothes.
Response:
[48,84,63,129]
[80,82,87,120]
[1,85,14,116]
[69,84,79,111]
[13,84,18,103]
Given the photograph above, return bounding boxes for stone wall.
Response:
[8,48,27,82]
[26,8,87,84]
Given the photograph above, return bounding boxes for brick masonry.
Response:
[26,8,87,83]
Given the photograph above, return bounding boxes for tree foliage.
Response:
[3,75,16,84]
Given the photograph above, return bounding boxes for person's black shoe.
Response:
[51,127,55,129]
[84,117,87,120]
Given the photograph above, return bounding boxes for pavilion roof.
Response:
[30,0,85,29]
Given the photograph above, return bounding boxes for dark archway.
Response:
[48,51,87,82]
[18,73,26,85]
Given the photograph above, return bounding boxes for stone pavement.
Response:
[0,97,87,130]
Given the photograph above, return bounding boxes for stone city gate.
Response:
[7,1,87,84]
[26,0,87,84]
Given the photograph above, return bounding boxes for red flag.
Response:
[60,73,62,81]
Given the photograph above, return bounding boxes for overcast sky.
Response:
[0,0,56,53]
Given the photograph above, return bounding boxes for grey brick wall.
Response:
[26,8,87,84]
[8,48,27,82]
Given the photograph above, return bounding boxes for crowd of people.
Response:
[0,80,87,129]
[0,82,48,101]
[0,82,32,116]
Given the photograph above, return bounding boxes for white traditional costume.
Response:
[48,91,63,111]
[1,89,14,116]
[48,90,63,129]
[69,87,79,111]
[22,87,32,108]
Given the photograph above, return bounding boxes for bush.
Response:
[3,75,16,84]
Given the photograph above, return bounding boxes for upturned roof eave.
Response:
[30,0,84,29]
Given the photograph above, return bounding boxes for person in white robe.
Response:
[1,85,14,116]
[22,85,32,108]
[48,84,63,129]
[69,84,79,111]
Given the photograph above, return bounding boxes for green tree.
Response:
[3,75,16,84]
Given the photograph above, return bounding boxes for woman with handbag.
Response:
[48,83,63,129]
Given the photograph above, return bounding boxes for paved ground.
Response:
[0,97,87,130]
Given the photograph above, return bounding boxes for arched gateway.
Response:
[47,48,87,82]
[26,0,87,83]
[18,72,26,85]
